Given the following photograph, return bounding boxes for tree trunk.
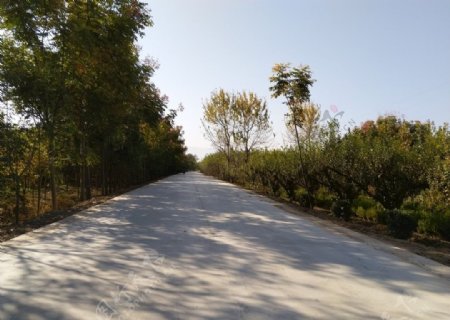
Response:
[49,133,58,210]
[86,164,91,199]
[14,173,20,225]
[292,112,314,209]
[79,137,86,201]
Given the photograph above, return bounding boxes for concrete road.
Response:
[1,172,449,320]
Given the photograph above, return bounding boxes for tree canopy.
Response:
[0,1,193,224]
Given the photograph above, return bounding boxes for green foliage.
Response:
[352,195,384,222]
[294,187,312,207]
[331,200,353,221]
[269,63,318,208]
[202,89,272,178]
[0,2,191,224]
[200,61,449,241]
[200,114,449,240]
[199,153,229,180]
[402,188,450,239]
[314,187,336,210]
[269,63,315,106]
[386,210,418,239]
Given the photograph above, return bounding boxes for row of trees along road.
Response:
[0,1,196,225]
[200,63,450,240]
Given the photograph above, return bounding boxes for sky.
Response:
[139,0,450,159]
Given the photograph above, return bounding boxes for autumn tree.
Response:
[202,89,272,176]
[233,91,272,162]
[202,89,236,173]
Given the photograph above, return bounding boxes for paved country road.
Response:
[1,172,449,320]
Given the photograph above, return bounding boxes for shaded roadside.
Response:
[0,179,164,243]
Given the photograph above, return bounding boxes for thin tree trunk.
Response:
[79,136,86,201]
[37,127,42,215]
[86,164,91,199]
[292,111,314,208]
[14,173,20,225]
[49,133,58,210]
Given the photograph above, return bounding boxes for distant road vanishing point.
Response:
[1,172,449,319]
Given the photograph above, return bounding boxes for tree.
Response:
[62,0,152,200]
[269,63,316,206]
[202,89,272,177]
[202,89,236,176]
[0,1,191,224]
[0,0,70,210]
[232,91,272,162]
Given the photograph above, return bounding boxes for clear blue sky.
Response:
[139,0,450,159]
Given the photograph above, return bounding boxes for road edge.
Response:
[201,173,450,283]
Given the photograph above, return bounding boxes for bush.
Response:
[352,195,384,221]
[401,197,421,211]
[402,189,450,239]
[417,211,440,236]
[386,210,418,239]
[315,187,336,209]
[355,206,379,221]
[331,199,353,221]
[295,187,313,207]
[352,195,377,210]
[438,210,450,240]
[417,209,450,240]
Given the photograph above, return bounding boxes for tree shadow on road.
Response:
[1,172,449,319]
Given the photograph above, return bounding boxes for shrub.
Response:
[403,189,450,239]
[417,211,440,236]
[295,187,313,207]
[331,199,353,221]
[401,197,421,211]
[352,195,384,222]
[386,210,418,239]
[438,210,450,240]
[352,195,377,210]
[353,207,379,221]
[417,209,450,240]
[315,187,336,209]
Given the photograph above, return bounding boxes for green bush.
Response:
[355,206,379,221]
[295,187,313,207]
[402,189,450,239]
[417,213,437,236]
[438,210,450,240]
[352,195,384,222]
[401,197,421,211]
[387,210,418,239]
[315,187,336,209]
[352,195,377,210]
[417,209,450,240]
[331,199,353,221]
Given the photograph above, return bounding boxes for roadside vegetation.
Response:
[0,1,196,228]
[200,63,450,241]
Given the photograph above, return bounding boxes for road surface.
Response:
[1,172,449,319]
